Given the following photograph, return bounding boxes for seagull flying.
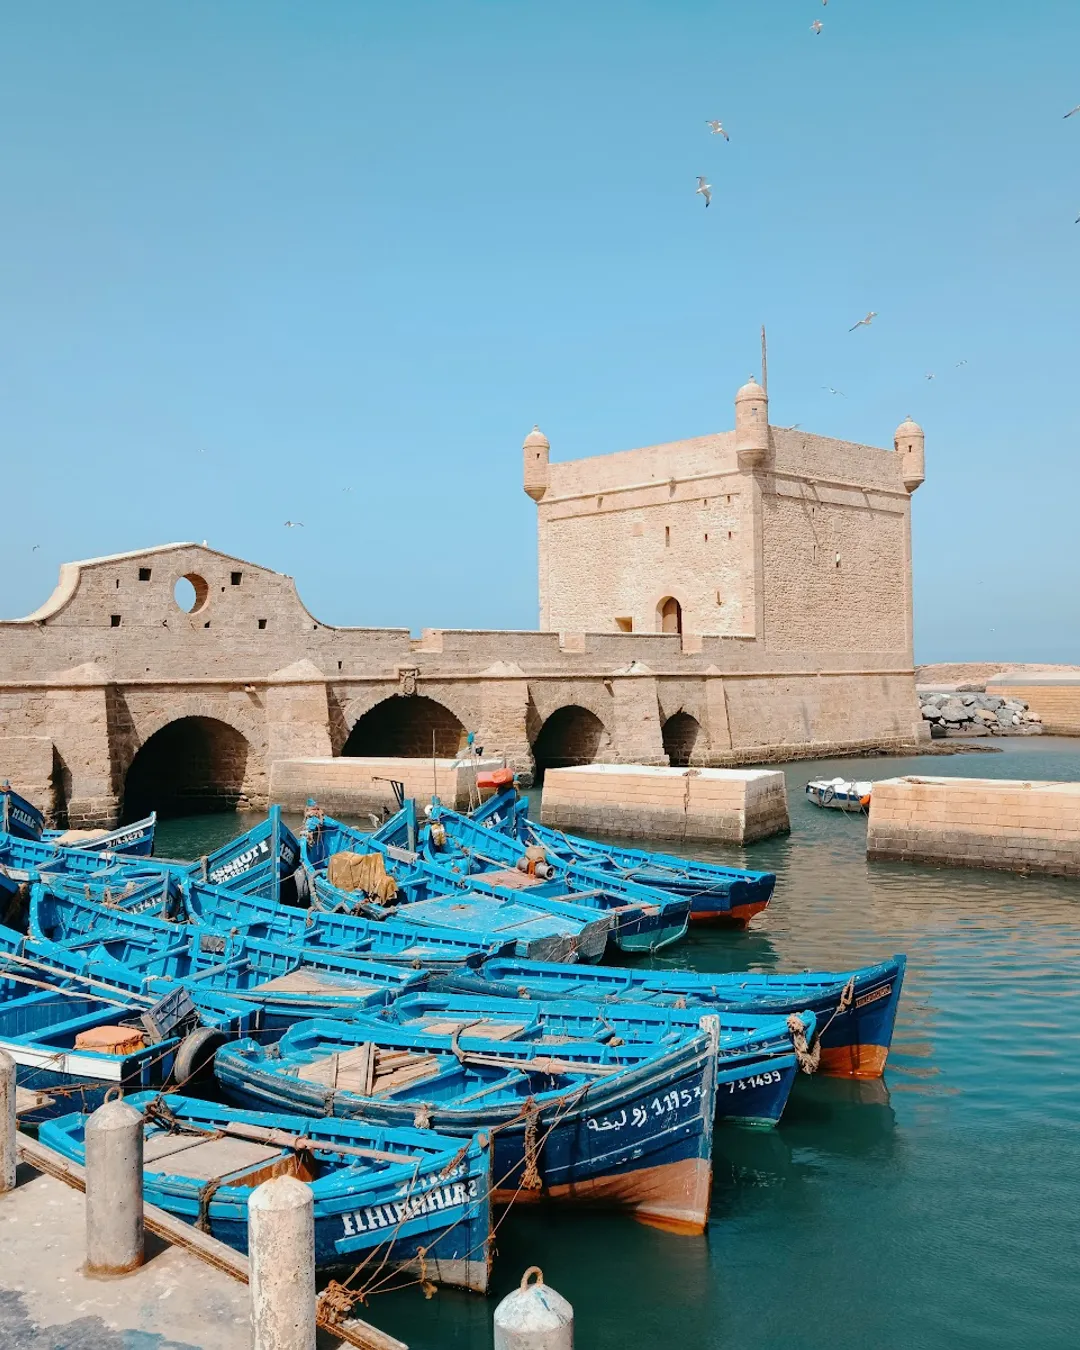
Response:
[1064,105,1080,119]
[822,386,846,398]
[956,359,968,367]
[705,120,730,141]
[695,176,712,207]
[811,20,824,34]
[31,544,39,551]
[926,372,936,381]
[284,520,305,528]
[849,311,877,331]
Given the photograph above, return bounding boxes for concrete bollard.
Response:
[85,1094,145,1275]
[249,1174,316,1350]
[0,1050,15,1194]
[494,1267,574,1350]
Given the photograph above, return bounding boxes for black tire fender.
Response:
[174,1027,228,1085]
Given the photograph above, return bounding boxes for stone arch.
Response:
[657,596,683,635]
[123,716,254,820]
[662,710,702,768]
[531,705,612,778]
[342,695,467,758]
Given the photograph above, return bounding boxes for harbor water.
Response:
[155,738,1080,1350]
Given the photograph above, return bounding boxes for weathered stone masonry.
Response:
[0,386,927,826]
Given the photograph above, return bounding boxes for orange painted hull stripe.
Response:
[819,1042,890,1079]
[492,1156,711,1235]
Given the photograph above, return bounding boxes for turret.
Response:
[894,416,925,492]
[523,425,550,501]
[735,377,769,469]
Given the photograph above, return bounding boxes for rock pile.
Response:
[918,690,1043,738]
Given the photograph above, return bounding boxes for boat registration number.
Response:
[587,1085,704,1134]
[854,983,891,1010]
[725,1070,782,1093]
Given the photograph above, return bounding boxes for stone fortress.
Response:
[0,374,927,826]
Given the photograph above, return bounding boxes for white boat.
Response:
[805,777,873,811]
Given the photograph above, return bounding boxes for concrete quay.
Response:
[540,763,790,844]
[867,774,1080,877]
[3,1120,403,1350]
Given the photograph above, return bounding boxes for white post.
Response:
[249,1174,316,1350]
[85,1095,144,1275]
[494,1267,574,1350]
[0,1050,15,1194]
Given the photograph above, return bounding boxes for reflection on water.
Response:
[159,738,1080,1350]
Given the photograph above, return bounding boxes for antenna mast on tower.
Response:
[760,324,768,396]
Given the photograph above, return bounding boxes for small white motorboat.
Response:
[805,777,873,811]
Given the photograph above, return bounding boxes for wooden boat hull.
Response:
[473,790,778,925]
[1,786,45,841]
[216,1020,720,1235]
[0,985,258,1123]
[40,1093,494,1293]
[377,988,809,1127]
[470,955,907,1079]
[43,813,158,857]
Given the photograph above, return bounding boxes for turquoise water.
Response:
[156,739,1080,1350]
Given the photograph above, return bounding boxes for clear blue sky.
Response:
[1,1,1077,661]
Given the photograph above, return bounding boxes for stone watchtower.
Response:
[894,416,925,493]
[522,372,925,650]
[734,376,769,469]
[522,425,550,502]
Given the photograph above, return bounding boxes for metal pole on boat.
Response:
[0,1050,15,1193]
[249,1174,316,1350]
[494,1267,574,1350]
[85,1094,145,1275]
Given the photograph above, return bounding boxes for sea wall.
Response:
[268,756,503,816]
[867,775,1080,877]
[540,764,791,844]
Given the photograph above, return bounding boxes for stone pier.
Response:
[540,764,791,844]
[867,775,1080,876]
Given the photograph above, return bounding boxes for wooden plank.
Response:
[220,1120,418,1166]
[15,1131,407,1350]
[15,1087,56,1116]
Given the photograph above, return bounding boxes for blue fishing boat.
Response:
[216,1014,721,1234]
[312,873,610,964]
[43,812,158,857]
[28,875,507,972]
[474,786,777,926]
[15,898,424,1031]
[0,783,45,841]
[40,1092,494,1293]
[193,806,306,904]
[421,802,692,953]
[302,807,642,959]
[183,880,519,968]
[446,954,906,1079]
[363,989,815,1126]
[0,945,258,1120]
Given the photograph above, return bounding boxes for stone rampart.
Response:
[0,544,923,826]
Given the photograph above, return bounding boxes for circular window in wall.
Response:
[173,573,210,614]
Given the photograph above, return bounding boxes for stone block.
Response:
[867,775,1080,877]
[269,756,505,815]
[541,764,789,844]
